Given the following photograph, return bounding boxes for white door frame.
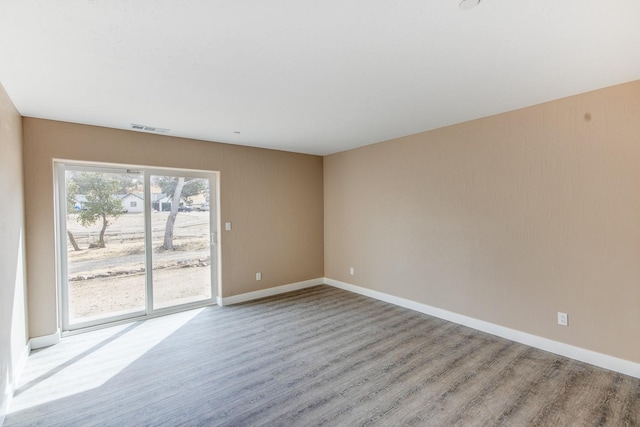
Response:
[55,160,221,332]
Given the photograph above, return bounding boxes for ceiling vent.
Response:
[130,123,170,133]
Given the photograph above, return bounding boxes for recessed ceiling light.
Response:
[459,0,480,9]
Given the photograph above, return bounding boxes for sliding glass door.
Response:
[150,173,213,309]
[57,163,218,331]
[62,167,147,326]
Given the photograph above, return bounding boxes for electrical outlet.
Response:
[256,272,261,281]
[557,312,568,326]
[225,222,232,231]
[349,267,355,276]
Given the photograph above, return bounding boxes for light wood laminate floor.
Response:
[6,285,640,426]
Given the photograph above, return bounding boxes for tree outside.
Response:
[154,176,208,250]
[66,172,208,251]
[67,171,130,248]
[64,171,213,322]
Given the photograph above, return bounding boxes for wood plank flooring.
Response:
[6,285,640,426]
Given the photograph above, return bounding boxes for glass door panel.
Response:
[64,168,146,327]
[150,174,213,309]
[59,163,218,331]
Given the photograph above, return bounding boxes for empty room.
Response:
[1,1,639,425]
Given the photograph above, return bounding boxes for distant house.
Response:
[119,193,145,213]
[151,193,172,212]
[72,195,88,211]
[73,193,173,213]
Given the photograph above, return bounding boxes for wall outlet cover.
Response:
[558,312,568,326]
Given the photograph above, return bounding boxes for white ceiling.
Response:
[1,1,639,155]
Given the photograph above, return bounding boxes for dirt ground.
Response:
[68,266,211,321]
[66,211,214,323]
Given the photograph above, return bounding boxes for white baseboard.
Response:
[324,278,640,379]
[29,329,61,350]
[217,278,324,306]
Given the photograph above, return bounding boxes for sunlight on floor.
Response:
[9,308,205,414]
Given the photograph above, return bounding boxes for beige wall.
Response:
[23,119,324,338]
[325,80,640,363]
[11,77,640,380]
[0,82,28,420]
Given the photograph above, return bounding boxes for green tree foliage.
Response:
[70,172,137,195]
[67,172,127,248]
[155,176,207,206]
[66,178,79,212]
[116,174,142,194]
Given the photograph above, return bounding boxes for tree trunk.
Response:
[162,177,186,250]
[67,231,81,251]
[163,212,178,250]
[98,212,108,248]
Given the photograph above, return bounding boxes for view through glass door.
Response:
[63,168,147,327]
[150,173,213,309]
[59,163,217,331]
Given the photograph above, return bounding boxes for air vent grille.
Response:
[130,123,170,133]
